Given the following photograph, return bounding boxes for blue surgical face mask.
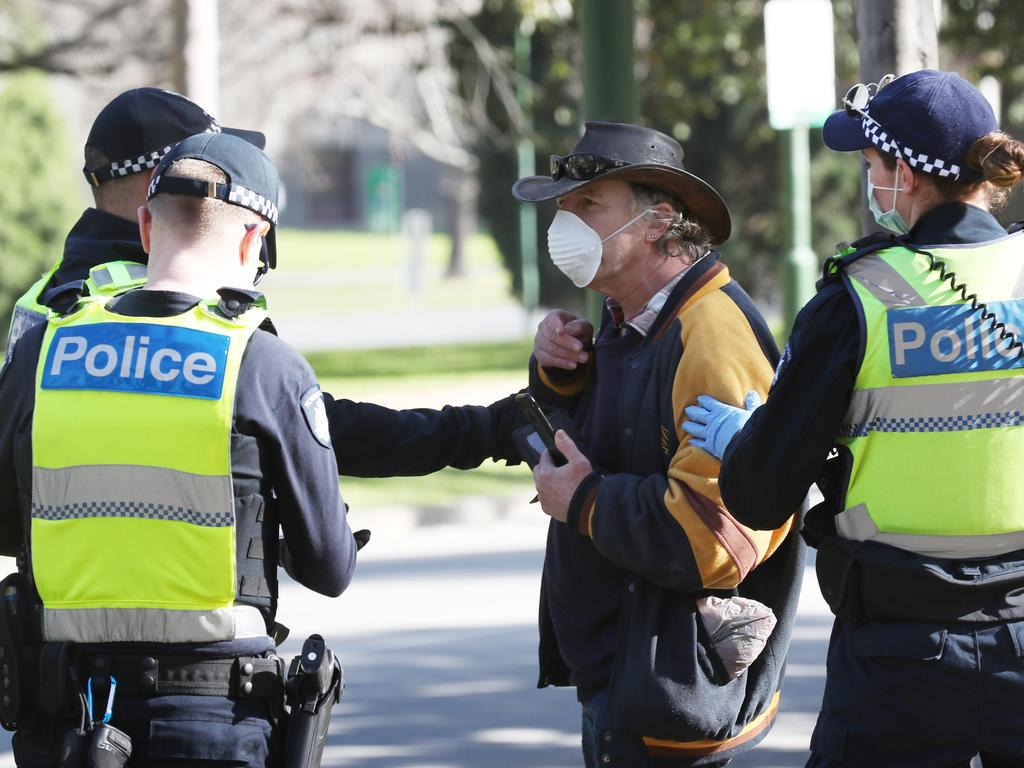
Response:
[866,166,910,235]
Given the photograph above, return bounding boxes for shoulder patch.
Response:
[300,385,332,448]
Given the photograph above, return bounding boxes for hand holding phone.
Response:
[515,393,567,466]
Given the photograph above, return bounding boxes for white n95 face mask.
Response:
[546,208,652,288]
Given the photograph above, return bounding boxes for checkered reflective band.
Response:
[85,119,222,187]
[32,500,233,527]
[861,115,962,179]
[840,410,1024,438]
[228,184,279,224]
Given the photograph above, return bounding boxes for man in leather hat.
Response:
[515,121,804,766]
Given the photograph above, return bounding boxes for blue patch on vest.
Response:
[41,323,230,400]
[887,300,1024,378]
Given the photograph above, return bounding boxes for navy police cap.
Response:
[823,69,998,182]
[84,87,265,187]
[147,132,280,271]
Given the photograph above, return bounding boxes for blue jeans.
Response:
[581,687,731,768]
[807,619,1024,768]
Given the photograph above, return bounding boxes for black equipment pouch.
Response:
[0,571,40,731]
[40,642,75,718]
[282,634,343,768]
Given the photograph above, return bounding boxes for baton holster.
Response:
[282,634,343,768]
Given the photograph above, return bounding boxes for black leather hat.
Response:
[512,121,731,244]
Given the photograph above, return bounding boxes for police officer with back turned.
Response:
[0,132,357,766]
[684,70,1024,766]
[5,87,266,356]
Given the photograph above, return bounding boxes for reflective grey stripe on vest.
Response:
[836,502,1024,558]
[7,305,47,352]
[845,255,926,308]
[33,465,232,527]
[42,604,268,643]
[90,262,148,291]
[841,379,1024,437]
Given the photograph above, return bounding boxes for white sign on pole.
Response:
[764,0,836,130]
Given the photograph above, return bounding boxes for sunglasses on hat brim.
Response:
[549,153,632,182]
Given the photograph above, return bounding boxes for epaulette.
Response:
[42,280,88,316]
[215,287,266,319]
[816,230,903,290]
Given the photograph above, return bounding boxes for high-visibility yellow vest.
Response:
[836,232,1024,558]
[6,260,148,356]
[32,292,266,643]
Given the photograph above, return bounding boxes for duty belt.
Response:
[76,652,285,699]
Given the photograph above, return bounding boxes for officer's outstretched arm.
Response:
[250,343,357,597]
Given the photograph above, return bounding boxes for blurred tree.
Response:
[940,0,1024,225]
[0,0,160,75]
[0,70,80,341]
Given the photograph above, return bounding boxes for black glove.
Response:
[487,390,530,466]
[354,529,371,550]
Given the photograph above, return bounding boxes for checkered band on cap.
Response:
[228,184,279,224]
[99,119,221,182]
[861,115,962,179]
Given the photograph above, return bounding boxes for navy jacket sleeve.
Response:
[322,394,495,477]
[720,281,861,530]
[235,332,356,597]
[0,327,44,556]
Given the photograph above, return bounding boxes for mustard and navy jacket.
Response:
[530,253,805,764]
[0,289,356,656]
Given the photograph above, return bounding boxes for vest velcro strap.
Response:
[77,653,284,699]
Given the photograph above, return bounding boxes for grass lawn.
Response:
[265,228,518,316]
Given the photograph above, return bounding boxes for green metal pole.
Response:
[780,125,817,334]
[516,20,539,332]
[580,0,637,322]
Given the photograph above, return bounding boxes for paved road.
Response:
[0,502,832,767]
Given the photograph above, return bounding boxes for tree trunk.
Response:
[857,0,939,82]
[446,168,477,278]
[855,0,939,230]
[171,0,219,114]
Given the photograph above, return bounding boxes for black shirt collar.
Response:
[906,202,1008,246]
[51,208,148,290]
[107,289,201,318]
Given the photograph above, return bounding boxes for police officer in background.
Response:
[5,85,524,483]
[5,87,267,354]
[683,70,1024,766]
[0,132,357,766]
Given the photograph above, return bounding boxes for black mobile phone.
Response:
[515,393,566,466]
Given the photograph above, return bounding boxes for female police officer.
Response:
[683,70,1024,766]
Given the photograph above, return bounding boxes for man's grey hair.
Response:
[628,183,713,265]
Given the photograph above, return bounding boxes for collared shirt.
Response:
[605,267,689,337]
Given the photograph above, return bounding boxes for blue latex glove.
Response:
[683,391,762,460]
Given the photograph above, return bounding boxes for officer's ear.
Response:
[240,220,270,268]
[137,204,153,254]
[895,157,917,195]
